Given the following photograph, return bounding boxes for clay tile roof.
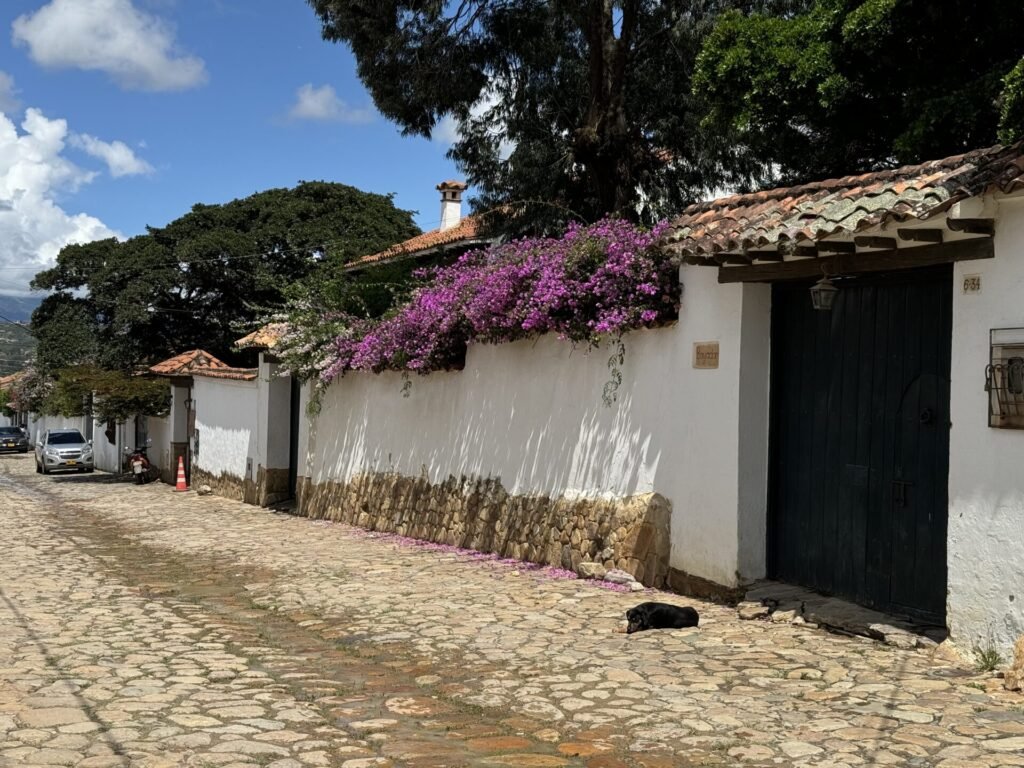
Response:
[190,366,258,381]
[343,214,490,271]
[0,371,24,389]
[437,180,468,191]
[666,143,1024,257]
[149,349,230,376]
[236,323,287,350]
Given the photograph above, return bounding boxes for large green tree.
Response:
[31,182,418,372]
[306,0,807,230]
[694,0,1024,185]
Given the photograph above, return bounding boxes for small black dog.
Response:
[626,602,699,634]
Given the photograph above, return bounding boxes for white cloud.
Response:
[432,115,461,146]
[288,84,375,124]
[0,108,120,296]
[12,0,207,91]
[432,88,514,161]
[0,72,19,113]
[70,133,154,177]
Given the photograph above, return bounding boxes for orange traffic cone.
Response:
[173,455,189,492]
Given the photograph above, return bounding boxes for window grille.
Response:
[986,328,1024,429]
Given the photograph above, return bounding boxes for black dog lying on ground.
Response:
[626,602,699,634]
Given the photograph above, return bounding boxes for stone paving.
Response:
[1,456,1024,767]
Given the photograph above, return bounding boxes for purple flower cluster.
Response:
[320,218,678,382]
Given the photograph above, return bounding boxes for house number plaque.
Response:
[693,341,720,369]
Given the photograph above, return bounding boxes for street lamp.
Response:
[810,275,838,311]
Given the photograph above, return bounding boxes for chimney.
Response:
[437,180,468,231]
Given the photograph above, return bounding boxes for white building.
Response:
[287,145,1024,658]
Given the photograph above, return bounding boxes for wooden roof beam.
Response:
[898,228,944,244]
[717,236,993,283]
[817,241,857,254]
[947,218,995,236]
[854,235,898,249]
[716,252,752,266]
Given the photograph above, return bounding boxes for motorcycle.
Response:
[124,442,158,484]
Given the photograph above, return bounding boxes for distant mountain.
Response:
[0,295,39,376]
[0,294,42,323]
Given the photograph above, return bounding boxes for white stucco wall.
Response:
[306,265,772,587]
[146,415,171,474]
[28,414,87,445]
[257,356,292,471]
[949,195,1024,657]
[193,376,258,481]
[91,417,124,473]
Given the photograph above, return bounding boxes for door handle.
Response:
[920,408,934,424]
[892,480,911,507]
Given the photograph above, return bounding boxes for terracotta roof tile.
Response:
[149,349,229,376]
[236,323,287,350]
[344,214,490,270]
[191,366,258,381]
[666,143,1024,256]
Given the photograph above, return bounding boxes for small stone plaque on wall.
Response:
[693,341,720,369]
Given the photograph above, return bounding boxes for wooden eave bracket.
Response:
[946,218,995,236]
[897,228,944,243]
[717,236,994,284]
[854,235,898,250]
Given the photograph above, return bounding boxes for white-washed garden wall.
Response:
[193,376,258,485]
[949,195,1024,658]
[303,265,771,589]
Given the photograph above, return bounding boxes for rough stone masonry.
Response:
[297,471,672,587]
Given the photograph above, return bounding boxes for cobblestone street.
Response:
[1,456,1023,767]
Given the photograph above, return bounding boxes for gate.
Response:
[769,265,951,622]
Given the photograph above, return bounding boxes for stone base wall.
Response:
[295,472,671,587]
[192,467,251,503]
[194,465,291,507]
[256,466,290,507]
[666,567,744,604]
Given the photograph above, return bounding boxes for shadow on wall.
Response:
[307,329,702,501]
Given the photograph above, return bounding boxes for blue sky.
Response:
[0,0,464,296]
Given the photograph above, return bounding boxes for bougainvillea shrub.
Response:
[286,218,679,391]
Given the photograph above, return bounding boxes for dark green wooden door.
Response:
[769,266,951,622]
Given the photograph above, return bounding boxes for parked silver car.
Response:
[0,426,29,453]
[35,429,95,474]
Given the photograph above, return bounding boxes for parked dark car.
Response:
[0,426,29,453]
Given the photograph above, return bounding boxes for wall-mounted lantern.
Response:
[810,276,838,311]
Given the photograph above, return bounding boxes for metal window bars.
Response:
[986,328,1024,429]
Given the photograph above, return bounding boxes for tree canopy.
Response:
[306,0,806,230]
[694,0,1024,184]
[47,366,171,423]
[30,181,419,373]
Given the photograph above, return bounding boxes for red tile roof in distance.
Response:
[236,323,287,350]
[149,349,229,376]
[346,214,485,270]
[191,366,258,381]
[666,143,1024,257]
